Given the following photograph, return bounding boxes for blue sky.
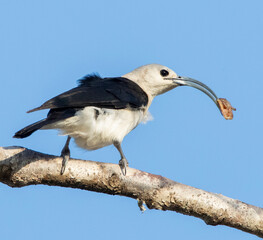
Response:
[1,0,263,239]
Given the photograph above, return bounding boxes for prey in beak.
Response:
[165,76,236,119]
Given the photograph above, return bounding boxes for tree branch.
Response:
[1,146,262,238]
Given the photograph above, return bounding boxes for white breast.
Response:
[46,107,148,150]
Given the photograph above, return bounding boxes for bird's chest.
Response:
[64,107,146,150]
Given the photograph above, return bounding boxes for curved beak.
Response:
[167,76,220,109]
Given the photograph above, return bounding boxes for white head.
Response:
[123,64,179,97]
[123,64,219,108]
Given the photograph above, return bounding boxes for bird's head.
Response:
[123,64,219,108]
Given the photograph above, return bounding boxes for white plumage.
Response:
[45,107,148,150]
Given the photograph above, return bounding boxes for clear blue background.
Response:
[1,0,262,239]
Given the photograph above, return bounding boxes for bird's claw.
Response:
[60,148,70,175]
[119,158,128,176]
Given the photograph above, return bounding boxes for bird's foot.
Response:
[60,147,70,175]
[119,158,128,176]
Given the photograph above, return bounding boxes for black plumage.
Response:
[27,75,148,113]
[14,75,148,139]
[14,108,82,138]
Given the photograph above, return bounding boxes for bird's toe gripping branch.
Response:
[60,136,71,175]
[119,158,128,176]
[61,153,70,175]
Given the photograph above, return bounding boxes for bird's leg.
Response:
[60,136,71,175]
[113,141,128,176]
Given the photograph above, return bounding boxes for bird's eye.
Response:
[160,69,169,77]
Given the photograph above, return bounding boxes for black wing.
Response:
[28,75,148,113]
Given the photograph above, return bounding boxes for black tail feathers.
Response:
[13,119,47,139]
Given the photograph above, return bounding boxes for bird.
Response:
[14,64,220,175]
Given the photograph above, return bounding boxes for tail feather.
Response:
[13,119,48,138]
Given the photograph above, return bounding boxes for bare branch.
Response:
[1,146,263,238]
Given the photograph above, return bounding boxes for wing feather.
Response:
[27,77,148,113]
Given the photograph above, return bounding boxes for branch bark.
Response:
[1,146,262,238]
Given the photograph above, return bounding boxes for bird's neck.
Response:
[122,72,154,108]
